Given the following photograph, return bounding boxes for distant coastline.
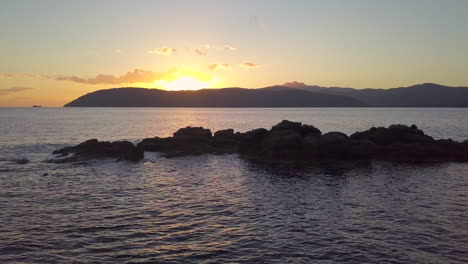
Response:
[64,83,468,108]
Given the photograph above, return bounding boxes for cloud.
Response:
[208,63,231,70]
[0,73,14,78]
[0,73,60,79]
[223,45,237,51]
[1,73,38,78]
[56,68,213,85]
[0,86,35,96]
[240,62,260,69]
[115,49,123,54]
[148,47,176,55]
[195,49,208,56]
[192,44,237,54]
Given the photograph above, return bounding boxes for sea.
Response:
[0,107,467,264]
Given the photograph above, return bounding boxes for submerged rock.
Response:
[51,139,143,162]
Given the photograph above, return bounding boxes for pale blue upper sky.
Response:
[1,0,468,106]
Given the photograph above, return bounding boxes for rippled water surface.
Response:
[1,108,467,263]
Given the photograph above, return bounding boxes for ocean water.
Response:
[0,107,467,264]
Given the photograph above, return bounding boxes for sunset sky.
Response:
[1,0,468,106]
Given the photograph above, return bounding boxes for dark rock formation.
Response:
[53,120,468,164]
[318,132,351,158]
[137,120,467,162]
[213,129,238,152]
[350,140,379,159]
[261,129,303,159]
[137,127,237,157]
[271,120,322,136]
[214,129,234,139]
[237,128,269,155]
[50,139,143,163]
[350,124,434,145]
[173,126,212,139]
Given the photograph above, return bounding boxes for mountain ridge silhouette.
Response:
[64,83,468,107]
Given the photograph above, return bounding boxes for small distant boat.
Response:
[32,105,42,107]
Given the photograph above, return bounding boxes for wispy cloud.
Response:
[240,62,260,69]
[56,68,213,85]
[208,63,231,70]
[148,47,176,55]
[0,73,59,79]
[192,44,237,55]
[195,48,208,56]
[1,73,38,78]
[223,45,237,51]
[0,86,35,96]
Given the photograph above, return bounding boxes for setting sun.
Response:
[155,76,219,91]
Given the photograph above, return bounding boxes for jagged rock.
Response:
[214,129,235,139]
[301,124,322,136]
[173,126,212,140]
[110,141,143,161]
[121,120,468,163]
[138,127,220,157]
[271,120,321,136]
[350,124,434,145]
[138,137,215,157]
[213,129,238,153]
[137,137,168,152]
[51,139,143,162]
[271,120,302,132]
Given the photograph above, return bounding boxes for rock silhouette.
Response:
[136,120,468,162]
[51,121,468,163]
[51,139,143,163]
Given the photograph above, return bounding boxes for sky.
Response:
[1,0,468,106]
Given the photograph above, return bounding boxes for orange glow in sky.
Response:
[154,76,220,91]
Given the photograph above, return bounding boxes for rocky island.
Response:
[49,120,468,164]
